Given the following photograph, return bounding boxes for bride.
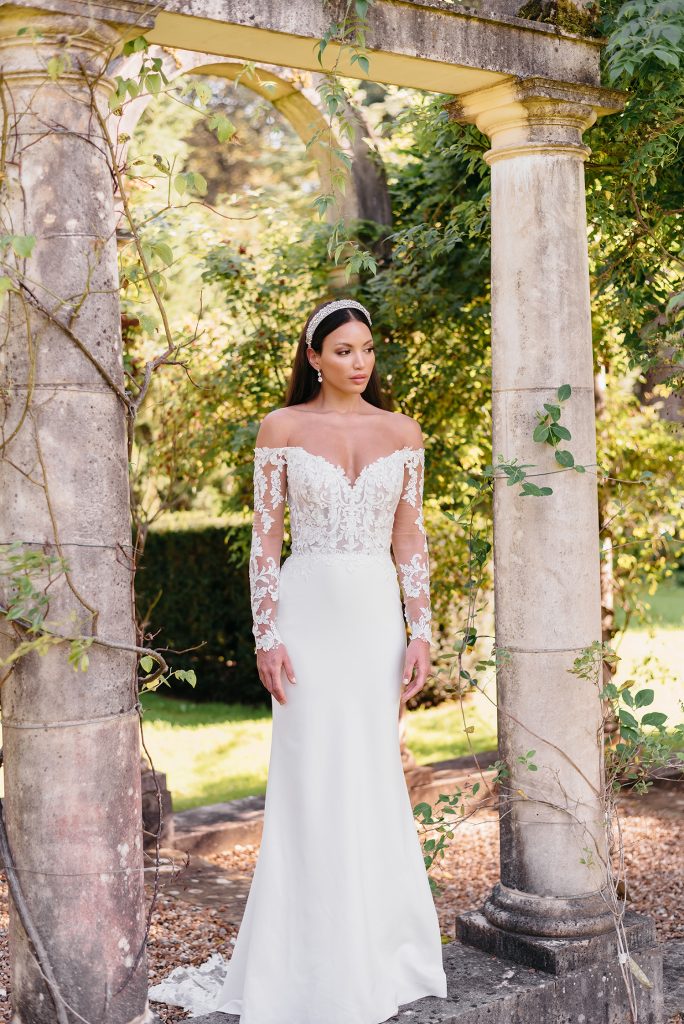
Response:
[149,297,448,1022]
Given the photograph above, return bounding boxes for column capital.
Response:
[445,75,626,164]
[0,3,157,83]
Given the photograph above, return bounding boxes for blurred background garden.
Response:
[105,21,684,812]
[4,15,680,811]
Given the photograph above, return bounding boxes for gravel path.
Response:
[0,789,681,1023]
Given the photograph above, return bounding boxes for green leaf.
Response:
[195,82,211,106]
[620,725,639,744]
[123,35,148,55]
[619,708,638,729]
[652,47,680,67]
[0,276,13,297]
[555,449,575,468]
[557,384,572,401]
[209,112,237,143]
[574,464,586,473]
[641,711,668,728]
[634,689,654,708]
[551,424,572,441]
[146,73,161,95]
[533,424,550,443]
[357,54,370,75]
[11,234,36,258]
[660,25,682,45]
[139,314,158,335]
[154,241,174,266]
[520,482,553,497]
[665,291,684,313]
[140,655,154,672]
[543,403,561,421]
[47,55,65,80]
[174,173,187,196]
[191,172,208,196]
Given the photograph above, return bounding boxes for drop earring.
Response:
[317,368,322,383]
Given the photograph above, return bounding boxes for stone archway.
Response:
[112,47,392,226]
[1,3,661,1022]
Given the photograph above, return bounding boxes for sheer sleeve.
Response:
[249,447,287,651]
[391,448,432,645]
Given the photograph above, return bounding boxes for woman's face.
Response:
[309,319,375,392]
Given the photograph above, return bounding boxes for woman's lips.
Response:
[350,376,367,382]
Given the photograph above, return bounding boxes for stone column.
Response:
[444,78,650,967]
[0,8,154,1023]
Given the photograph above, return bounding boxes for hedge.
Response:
[135,519,271,705]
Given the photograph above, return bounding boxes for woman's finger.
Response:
[282,650,297,686]
[402,651,417,687]
[269,665,286,705]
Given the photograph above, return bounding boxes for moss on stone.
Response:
[516,0,602,37]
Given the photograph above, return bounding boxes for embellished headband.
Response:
[305,299,372,347]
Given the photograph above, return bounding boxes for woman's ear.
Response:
[306,350,319,372]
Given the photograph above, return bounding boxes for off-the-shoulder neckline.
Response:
[254,445,423,490]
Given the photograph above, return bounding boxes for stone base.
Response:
[141,756,174,849]
[457,907,657,974]
[169,935,667,1024]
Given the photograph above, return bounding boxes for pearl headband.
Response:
[305,299,372,347]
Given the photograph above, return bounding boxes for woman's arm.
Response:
[391,419,433,701]
[249,410,296,704]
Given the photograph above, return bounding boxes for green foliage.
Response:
[595,353,684,629]
[532,384,587,473]
[517,0,602,35]
[587,0,684,380]
[0,545,92,671]
[602,0,684,82]
[569,642,684,792]
[135,521,267,704]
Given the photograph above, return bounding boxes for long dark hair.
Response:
[284,300,389,409]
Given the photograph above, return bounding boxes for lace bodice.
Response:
[249,444,433,651]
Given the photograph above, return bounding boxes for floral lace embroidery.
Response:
[393,450,432,644]
[249,448,287,651]
[249,445,433,649]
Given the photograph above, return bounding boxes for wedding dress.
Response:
[148,441,448,1023]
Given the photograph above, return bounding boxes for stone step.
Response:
[156,930,679,1024]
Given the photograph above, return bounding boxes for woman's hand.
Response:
[400,638,431,704]
[256,643,296,705]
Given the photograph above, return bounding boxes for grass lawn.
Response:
[1,582,681,811]
[132,580,682,810]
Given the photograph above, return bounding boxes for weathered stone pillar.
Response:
[444,78,652,964]
[0,8,154,1022]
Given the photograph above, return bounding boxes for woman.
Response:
[151,297,448,1022]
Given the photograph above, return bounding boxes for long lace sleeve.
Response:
[391,448,432,644]
[249,447,287,651]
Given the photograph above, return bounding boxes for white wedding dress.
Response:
[148,442,448,1023]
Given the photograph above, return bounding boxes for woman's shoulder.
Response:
[254,407,295,449]
[383,410,424,449]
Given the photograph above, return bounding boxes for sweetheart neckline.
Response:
[255,444,422,489]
